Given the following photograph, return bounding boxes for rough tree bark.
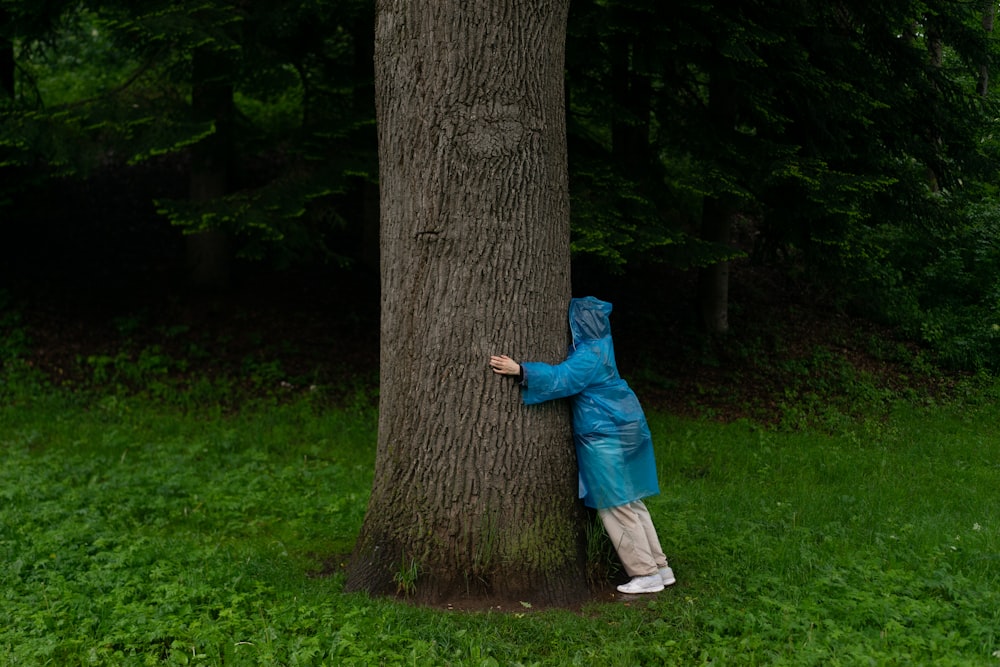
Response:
[345,0,588,606]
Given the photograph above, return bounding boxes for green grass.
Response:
[650,407,1000,664]
[2,386,999,665]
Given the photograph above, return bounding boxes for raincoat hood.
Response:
[569,297,612,344]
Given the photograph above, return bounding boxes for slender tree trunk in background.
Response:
[0,10,14,101]
[698,196,733,334]
[924,20,943,193]
[979,2,995,97]
[698,74,737,335]
[610,35,652,177]
[346,0,586,606]
[186,46,234,291]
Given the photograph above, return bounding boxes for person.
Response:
[489,296,675,594]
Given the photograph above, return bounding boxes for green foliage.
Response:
[0,302,350,409]
[392,557,420,598]
[72,340,326,409]
[233,64,303,135]
[0,292,46,398]
[0,5,205,174]
[0,289,28,357]
[95,0,376,265]
[154,167,350,264]
[14,7,138,107]
[569,156,687,271]
[583,512,622,587]
[1,0,376,268]
[835,198,1000,372]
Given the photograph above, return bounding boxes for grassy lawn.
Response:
[2,385,999,665]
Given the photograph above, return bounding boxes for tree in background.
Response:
[345,0,589,605]
[187,36,237,291]
[0,7,12,100]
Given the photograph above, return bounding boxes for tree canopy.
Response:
[4,0,1000,368]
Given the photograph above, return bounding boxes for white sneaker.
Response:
[659,566,676,586]
[616,574,664,594]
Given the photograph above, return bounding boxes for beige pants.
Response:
[598,499,668,577]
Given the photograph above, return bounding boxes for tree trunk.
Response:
[608,17,656,181]
[0,10,14,101]
[697,72,737,335]
[924,20,943,193]
[610,35,652,177]
[979,1,995,97]
[345,0,586,606]
[698,197,733,334]
[186,46,234,291]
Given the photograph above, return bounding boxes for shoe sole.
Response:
[616,584,665,594]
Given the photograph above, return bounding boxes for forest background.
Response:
[4,2,1000,663]
[5,0,1000,417]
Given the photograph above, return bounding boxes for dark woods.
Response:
[3,0,1000,380]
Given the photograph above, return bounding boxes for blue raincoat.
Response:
[520,297,660,509]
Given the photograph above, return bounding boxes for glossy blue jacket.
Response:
[520,297,660,509]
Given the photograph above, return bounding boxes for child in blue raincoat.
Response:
[490,297,675,595]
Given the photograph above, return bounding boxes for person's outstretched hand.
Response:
[489,355,521,376]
